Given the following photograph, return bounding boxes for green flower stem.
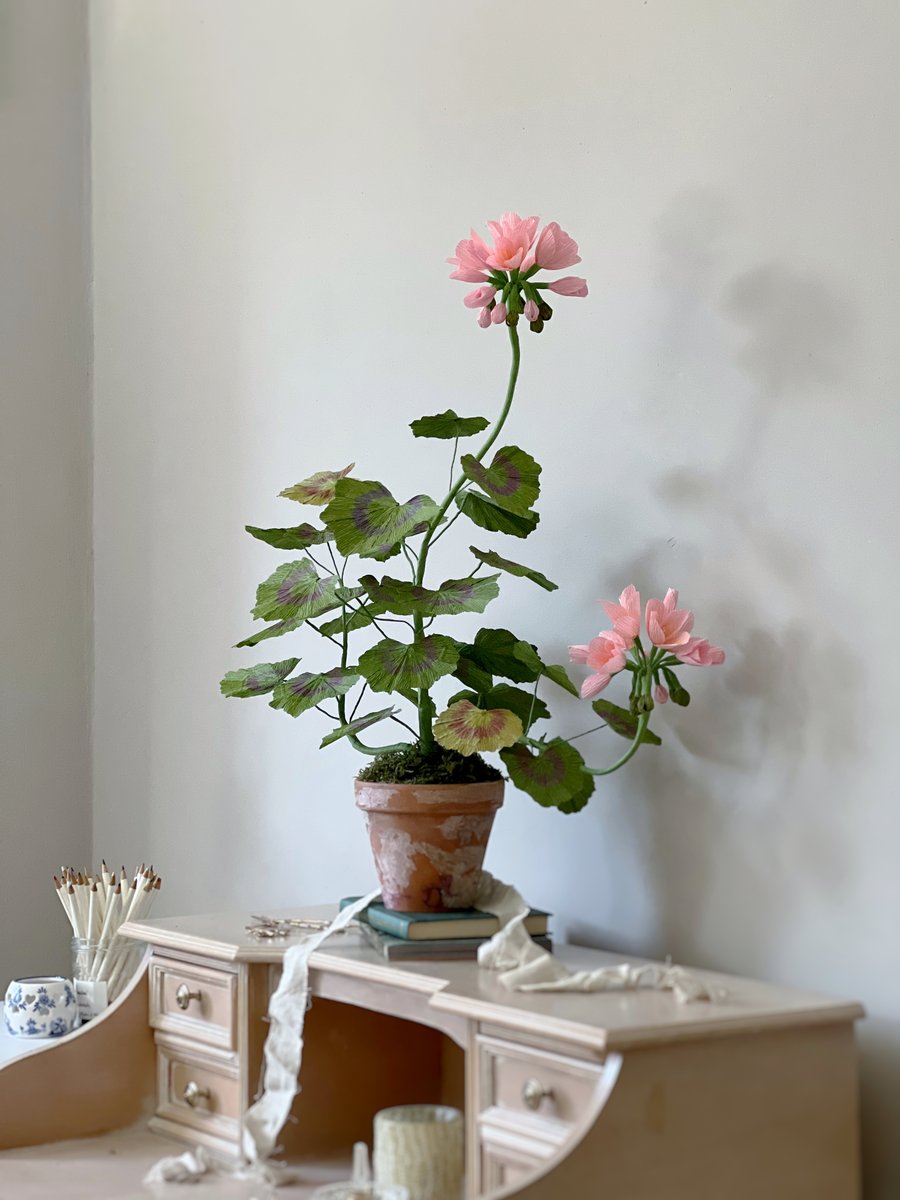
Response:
[412,324,523,751]
[585,660,654,776]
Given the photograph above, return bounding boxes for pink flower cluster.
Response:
[448,213,588,331]
[569,585,725,701]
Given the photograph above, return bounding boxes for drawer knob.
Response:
[522,1077,553,1111]
[175,983,202,1010]
[183,1080,210,1108]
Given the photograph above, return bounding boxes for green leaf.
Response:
[235,616,304,648]
[359,573,500,618]
[456,491,540,539]
[322,479,440,558]
[434,700,523,755]
[661,667,691,707]
[319,707,397,749]
[460,446,541,516]
[252,560,340,622]
[591,699,662,746]
[449,685,549,729]
[542,663,579,697]
[245,523,333,551]
[318,602,388,638]
[457,628,543,684]
[452,657,494,695]
[500,739,595,813]
[409,410,490,439]
[469,547,557,592]
[270,667,360,717]
[279,464,354,506]
[358,635,459,694]
[220,658,300,699]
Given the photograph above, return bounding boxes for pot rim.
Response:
[354,776,504,815]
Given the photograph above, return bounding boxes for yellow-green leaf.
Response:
[433,700,523,755]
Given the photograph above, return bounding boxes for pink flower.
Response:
[534,222,581,270]
[654,683,669,704]
[491,301,508,324]
[675,638,725,666]
[484,213,540,271]
[464,285,497,309]
[569,631,628,699]
[601,585,641,647]
[645,589,694,650]
[477,306,492,329]
[523,299,540,322]
[447,232,492,282]
[546,276,589,297]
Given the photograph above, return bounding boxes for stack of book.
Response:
[341,897,551,961]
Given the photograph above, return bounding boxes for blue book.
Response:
[340,896,549,942]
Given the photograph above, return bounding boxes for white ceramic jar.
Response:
[4,976,78,1038]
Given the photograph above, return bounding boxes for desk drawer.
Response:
[155,1036,241,1144]
[150,957,237,1050]
[476,1033,602,1127]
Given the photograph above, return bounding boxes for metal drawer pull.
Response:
[183,1080,210,1108]
[522,1077,554,1110]
[175,983,202,1010]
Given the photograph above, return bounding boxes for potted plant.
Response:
[221,212,724,912]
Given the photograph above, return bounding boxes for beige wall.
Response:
[0,1,92,985]
[89,2,900,1192]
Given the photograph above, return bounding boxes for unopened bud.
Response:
[538,301,553,321]
[491,301,508,324]
[506,311,519,327]
[529,319,544,333]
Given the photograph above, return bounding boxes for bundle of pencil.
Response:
[52,861,161,1002]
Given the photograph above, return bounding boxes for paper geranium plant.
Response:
[221,212,724,815]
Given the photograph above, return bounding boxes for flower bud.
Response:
[523,299,540,322]
[538,301,553,321]
[654,684,669,704]
[529,319,544,333]
[491,301,508,324]
[477,306,492,329]
[506,311,519,327]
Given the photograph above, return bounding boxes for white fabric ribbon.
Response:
[146,877,714,1187]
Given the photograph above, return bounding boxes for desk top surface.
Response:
[123,906,863,1052]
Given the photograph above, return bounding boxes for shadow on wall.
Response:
[570,186,862,967]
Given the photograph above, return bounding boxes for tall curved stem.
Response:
[413,324,522,750]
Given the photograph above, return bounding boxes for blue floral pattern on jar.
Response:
[4,977,78,1038]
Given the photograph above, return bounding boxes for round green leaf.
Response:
[500,739,595,812]
[409,410,490,439]
[456,491,540,539]
[322,479,440,558]
[359,573,500,618]
[270,667,360,717]
[252,560,340,623]
[245,523,333,550]
[358,635,459,694]
[591,699,662,746]
[457,628,543,684]
[434,700,523,755]
[460,446,540,516]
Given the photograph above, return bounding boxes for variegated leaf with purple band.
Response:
[358,573,500,617]
[245,523,333,551]
[220,658,301,699]
[252,560,341,623]
[319,707,397,749]
[500,739,595,813]
[279,464,354,506]
[270,667,360,718]
[459,446,540,516]
[433,699,523,755]
[448,684,550,730]
[322,479,441,558]
[235,615,304,649]
[358,635,459,694]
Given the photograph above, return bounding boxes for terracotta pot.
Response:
[355,778,504,913]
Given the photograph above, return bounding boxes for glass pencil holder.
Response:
[71,936,143,1021]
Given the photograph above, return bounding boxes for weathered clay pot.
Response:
[354,779,504,913]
